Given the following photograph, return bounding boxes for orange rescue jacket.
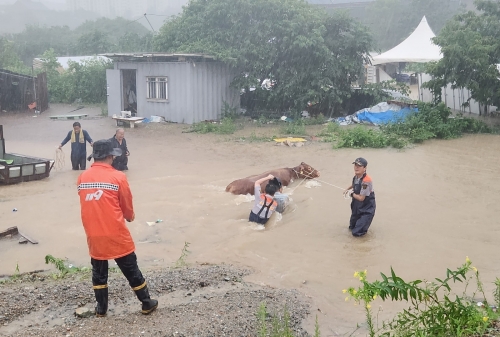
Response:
[77,162,136,260]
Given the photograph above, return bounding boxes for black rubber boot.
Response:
[133,284,158,315]
[93,286,108,317]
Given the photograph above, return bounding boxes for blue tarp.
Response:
[356,107,418,125]
[333,102,419,126]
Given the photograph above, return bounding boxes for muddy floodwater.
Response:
[1,105,500,335]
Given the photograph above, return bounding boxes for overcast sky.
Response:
[0,0,188,11]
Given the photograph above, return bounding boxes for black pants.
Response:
[91,252,145,289]
[349,212,374,237]
[71,154,86,170]
[112,157,128,171]
[249,211,268,225]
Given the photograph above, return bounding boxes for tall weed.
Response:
[281,120,306,135]
[257,302,320,337]
[335,127,388,149]
[190,117,236,134]
[344,258,498,337]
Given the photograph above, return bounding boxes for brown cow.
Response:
[225,162,320,195]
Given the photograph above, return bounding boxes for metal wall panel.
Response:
[111,61,239,124]
[190,62,240,123]
[106,69,121,116]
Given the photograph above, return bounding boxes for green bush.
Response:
[302,114,327,125]
[218,117,237,134]
[190,117,236,134]
[344,258,498,337]
[335,126,388,149]
[318,122,340,142]
[319,102,492,149]
[39,49,113,104]
[381,102,492,143]
[281,120,306,135]
[221,101,240,120]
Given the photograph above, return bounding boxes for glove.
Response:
[344,189,354,199]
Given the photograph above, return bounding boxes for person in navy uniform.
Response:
[344,158,376,237]
[58,122,93,170]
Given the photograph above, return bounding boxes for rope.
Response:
[291,168,352,199]
[288,177,307,194]
[54,149,65,171]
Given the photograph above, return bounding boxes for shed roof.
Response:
[33,56,107,70]
[101,53,217,63]
[0,68,34,80]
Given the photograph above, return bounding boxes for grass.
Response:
[280,120,307,135]
[237,131,275,142]
[45,254,90,279]
[301,114,327,126]
[174,242,191,268]
[0,255,95,284]
[257,302,321,337]
[189,117,237,134]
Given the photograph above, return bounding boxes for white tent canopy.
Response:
[371,16,442,65]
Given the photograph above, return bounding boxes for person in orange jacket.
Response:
[77,139,158,317]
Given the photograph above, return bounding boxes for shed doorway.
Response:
[122,69,137,116]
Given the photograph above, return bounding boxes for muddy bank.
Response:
[0,265,311,337]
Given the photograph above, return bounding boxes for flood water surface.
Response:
[1,107,499,335]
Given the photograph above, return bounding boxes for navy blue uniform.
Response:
[61,130,93,170]
[349,174,376,237]
[110,135,129,171]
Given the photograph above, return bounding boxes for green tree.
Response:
[37,48,66,103]
[0,37,30,74]
[117,32,154,52]
[9,18,151,64]
[38,48,112,104]
[76,30,112,55]
[73,18,150,44]
[8,25,76,64]
[38,48,61,77]
[154,0,372,114]
[425,0,500,110]
[63,58,113,103]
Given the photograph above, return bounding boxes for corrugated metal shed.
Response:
[104,53,239,124]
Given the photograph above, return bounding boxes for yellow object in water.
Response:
[273,137,307,143]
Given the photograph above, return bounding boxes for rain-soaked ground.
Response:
[1,105,500,335]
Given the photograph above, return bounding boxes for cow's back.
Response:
[225,168,294,195]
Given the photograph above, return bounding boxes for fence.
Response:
[0,69,48,112]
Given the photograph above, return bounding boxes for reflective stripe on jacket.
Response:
[77,162,135,260]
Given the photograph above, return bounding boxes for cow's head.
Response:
[295,162,320,179]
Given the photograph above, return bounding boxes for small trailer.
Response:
[0,125,54,184]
